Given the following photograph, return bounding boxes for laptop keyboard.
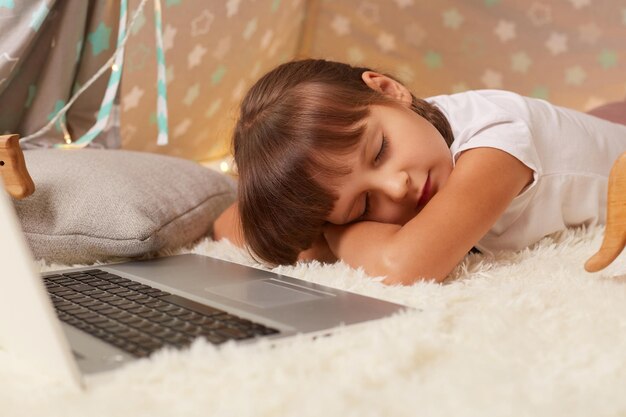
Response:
[43,269,280,358]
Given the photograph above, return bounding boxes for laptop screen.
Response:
[0,183,83,387]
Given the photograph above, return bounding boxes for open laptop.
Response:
[0,184,407,388]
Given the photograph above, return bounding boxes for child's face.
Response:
[323,103,453,226]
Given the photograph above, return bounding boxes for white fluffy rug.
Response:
[3,226,626,417]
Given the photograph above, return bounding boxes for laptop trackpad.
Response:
[205,279,327,309]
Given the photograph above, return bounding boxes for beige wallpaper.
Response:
[119,0,626,161]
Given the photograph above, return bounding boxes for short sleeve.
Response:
[452,117,541,183]
[431,91,542,200]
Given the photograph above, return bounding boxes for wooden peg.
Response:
[585,152,626,272]
[0,134,35,199]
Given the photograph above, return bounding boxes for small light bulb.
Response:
[112,64,119,72]
[219,161,230,172]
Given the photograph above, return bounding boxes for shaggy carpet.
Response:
[2,226,626,417]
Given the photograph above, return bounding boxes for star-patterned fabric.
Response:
[120,0,304,160]
[121,0,626,162]
[1,0,624,160]
[0,0,120,148]
[303,0,626,113]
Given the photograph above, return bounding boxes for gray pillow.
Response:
[13,149,236,264]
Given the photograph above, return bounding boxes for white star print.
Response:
[451,83,468,93]
[173,118,192,138]
[162,24,177,52]
[494,20,516,42]
[565,66,586,85]
[377,31,396,52]
[205,99,222,118]
[226,0,241,18]
[568,0,591,9]
[122,86,144,112]
[511,52,532,73]
[443,8,464,30]
[183,84,199,106]
[545,32,568,55]
[188,44,207,69]
[191,10,214,37]
[393,0,414,8]
[347,47,365,64]
[331,15,350,36]
[260,30,273,50]
[481,69,503,89]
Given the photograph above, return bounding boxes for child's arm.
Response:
[213,202,337,263]
[213,202,245,246]
[296,234,338,264]
[323,147,533,285]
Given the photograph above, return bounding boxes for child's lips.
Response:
[416,174,432,208]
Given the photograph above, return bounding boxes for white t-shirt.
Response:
[427,90,626,254]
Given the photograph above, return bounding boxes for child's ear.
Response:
[361,71,412,105]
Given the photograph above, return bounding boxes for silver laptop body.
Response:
[0,185,407,388]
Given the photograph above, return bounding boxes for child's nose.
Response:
[381,171,410,202]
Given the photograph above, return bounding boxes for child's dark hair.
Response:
[233,59,453,266]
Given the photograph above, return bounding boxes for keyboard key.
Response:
[217,326,250,340]
[63,272,90,278]
[200,320,226,331]
[76,299,101,308]
[128,305,152,314]
[109,299,136,308]
[145,290,171,297]
[43,274,64,280]
[160,294,227,317]
[96,284,118,291]
[107,287,130,295]
[127,284,152,291]
[68,283,96,292]
[201,331,228,345]
[84,315,108,325]
[137,310,161,320]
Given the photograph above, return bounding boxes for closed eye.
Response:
[375,135,388,163]
[358,136,388,221]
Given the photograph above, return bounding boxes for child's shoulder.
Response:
[427,90,532,124]
[427,89,529,113]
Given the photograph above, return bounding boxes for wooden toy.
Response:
[0,134,35,200]
[585,152,626,272]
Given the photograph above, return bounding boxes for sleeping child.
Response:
[214,59,626,285]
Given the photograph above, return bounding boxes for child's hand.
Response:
[297,232,337,264]
[213,202,244,246]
